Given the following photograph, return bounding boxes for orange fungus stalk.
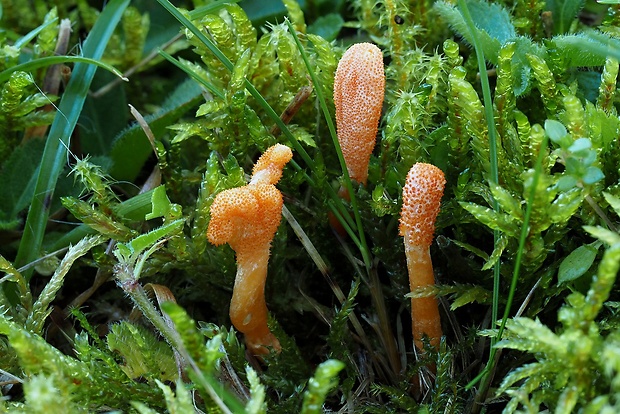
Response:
[207,144,293,355]
[333,42,385,186]
[399,163,446,351]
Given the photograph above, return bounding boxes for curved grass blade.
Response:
[14,0,131,278]
[13,16,58,49]
[0,56,127,83]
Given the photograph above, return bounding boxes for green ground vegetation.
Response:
[3,0,620,412]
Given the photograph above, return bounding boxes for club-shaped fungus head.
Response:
[334,42,385,185]
[399,163,446,247]
[207,144,293,257]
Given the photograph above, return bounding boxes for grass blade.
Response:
[14,0,131,277]
[0,56,127,83]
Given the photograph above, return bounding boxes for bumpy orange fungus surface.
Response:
[207,184,283,261]
[399,163,446,247]
[251,143,293,186]
[334,42,385,185]
[207,144,293,255]
[206,144,292,355]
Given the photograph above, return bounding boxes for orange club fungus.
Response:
[207,144,293,355]
[399,163,446,351]
[333,42,385,187]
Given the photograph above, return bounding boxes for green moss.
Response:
[3,0,620,412]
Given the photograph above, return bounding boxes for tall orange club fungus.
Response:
[399,163,446,351]
[207,144,293,355]
[334,42,385,186]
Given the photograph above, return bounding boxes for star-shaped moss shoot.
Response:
[207,144,293,355]
[399,163,446,351]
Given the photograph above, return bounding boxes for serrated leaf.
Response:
[450,285,492,310]
[465,0,515,43]
[459,202,520,237]
[558,244,599,284]
[245,366,266,414]
[548,188,583,225]
[434,0,515,65]
[118,218,185,260]
[584,225,620,246]
[288,124,316,148]
[482,233,509,270]
[552,33,615,67]
[489,184,523,219]
[496,317,562,355]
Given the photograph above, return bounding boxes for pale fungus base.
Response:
[399,163,446,352]
[207,144,293,355]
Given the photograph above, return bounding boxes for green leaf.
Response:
[489,184,523,219]
[434,0,515,64]
[159,301,245,412]
[0,138,44,229]
[449,285,492,310]
[238,0,306,27]
[301,359,345,414]
[584,225,620,246]
[78,70,128,156]
[552,33,617,67]
[0,55,126,84]
[465,0,515,43]
[558,244,599,284]
[26,235,106,335]
[604,192,620,218]
[109,78,203,181]
[155,379,195,413]
[14,0,131,278]
[145,186,174,220]
[544,119,568,143]
[545,0,584,35]
[106,322,177,381]
[459,202,520,237]
[115,218,184,263]
[568,137,592,153]
[582,166,604,185]
[245,366,266,414]
[307,13,343,41]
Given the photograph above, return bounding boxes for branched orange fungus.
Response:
[399,163,446,351]
[207,144,293,355]
[334,42,385,185]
